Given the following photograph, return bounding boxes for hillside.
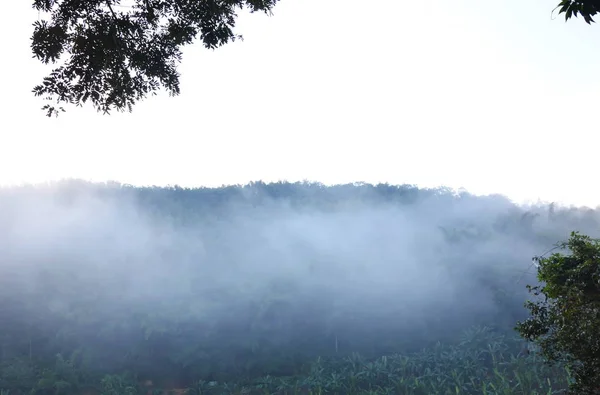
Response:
[1,180,597,394]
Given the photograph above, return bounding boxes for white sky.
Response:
[1,0,599,207]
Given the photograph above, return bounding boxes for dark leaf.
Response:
[31,0,280,116]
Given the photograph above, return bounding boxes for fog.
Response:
[1,180,598,381]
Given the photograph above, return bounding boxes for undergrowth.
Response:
[0,326,570,395]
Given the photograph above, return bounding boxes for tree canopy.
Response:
[30,0,280,117]
[29,1,599,117]
[516,231,600,395]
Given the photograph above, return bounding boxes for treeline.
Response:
[0,180,598,392]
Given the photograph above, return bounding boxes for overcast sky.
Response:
[1,0,599,207]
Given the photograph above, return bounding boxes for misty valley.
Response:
[1,180,597,395]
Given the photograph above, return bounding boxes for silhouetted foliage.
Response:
[516,232,600,395]
[555,0,600,23]
[30,0,280,117]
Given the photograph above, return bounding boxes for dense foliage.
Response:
[516,232,600,394]
[30,0,280,117]
[1,181,599,394]
[0,327,573,395]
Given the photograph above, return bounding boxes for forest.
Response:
[1,180,598,394]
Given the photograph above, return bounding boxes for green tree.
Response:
[555,0,600,24]
[516,231,600,395]
[30,0,280,117]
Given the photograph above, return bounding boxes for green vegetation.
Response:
[516,232,600,394]
[1,181,598,394]
[0,327,572,395]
